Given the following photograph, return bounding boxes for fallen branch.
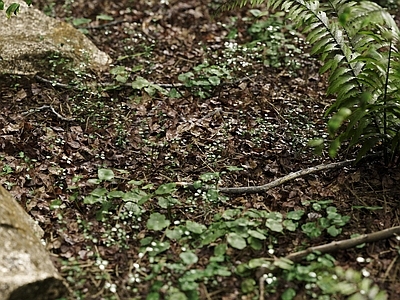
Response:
[177,159,356,194]
[256,225,400,278]
[288,225,400,262]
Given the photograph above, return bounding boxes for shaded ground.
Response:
[1,0,400,299]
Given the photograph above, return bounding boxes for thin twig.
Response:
[21,105,75,121]
[383,255,397,279]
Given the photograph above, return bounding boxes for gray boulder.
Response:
[0,0,111,76]
[0,185,70,300]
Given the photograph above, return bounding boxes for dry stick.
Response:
[259,276,265,300]
[256,225,400,279]
[177,159,356,194]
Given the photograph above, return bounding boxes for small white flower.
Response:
[362,269,370,277]
[356,257,365,263]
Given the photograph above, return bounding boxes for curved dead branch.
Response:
[178,159,356,194]
[286,225,400,262]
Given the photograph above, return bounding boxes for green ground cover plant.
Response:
[62,168,386,299]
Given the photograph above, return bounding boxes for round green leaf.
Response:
[282,288,296,300]
[180,251,198,265]
[155,183,176,195]
[302,222,322,238]
[287,210,305,220]
[227,233,247,250]
[248,229,266,240]
[248,236,262,250]
[186,220,207,234]
[108,190,125,198]
[214,243,227,256]
[132,76,150,89]
[327,225,341,237]
[266,219,283,232]
[98,168,114,181]
[83,195,100,205]
[166,228,183,241]
[283,220,297,231]
[146,213,170,231]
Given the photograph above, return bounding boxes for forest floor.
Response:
[1,0,400,299]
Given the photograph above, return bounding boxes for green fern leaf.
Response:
[311,37,335,55]
[328,67,349,84]
[336,82,359,100]
[326,74,357,95]
[308,28,330,44]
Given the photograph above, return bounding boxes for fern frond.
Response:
[348,2,397,32]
